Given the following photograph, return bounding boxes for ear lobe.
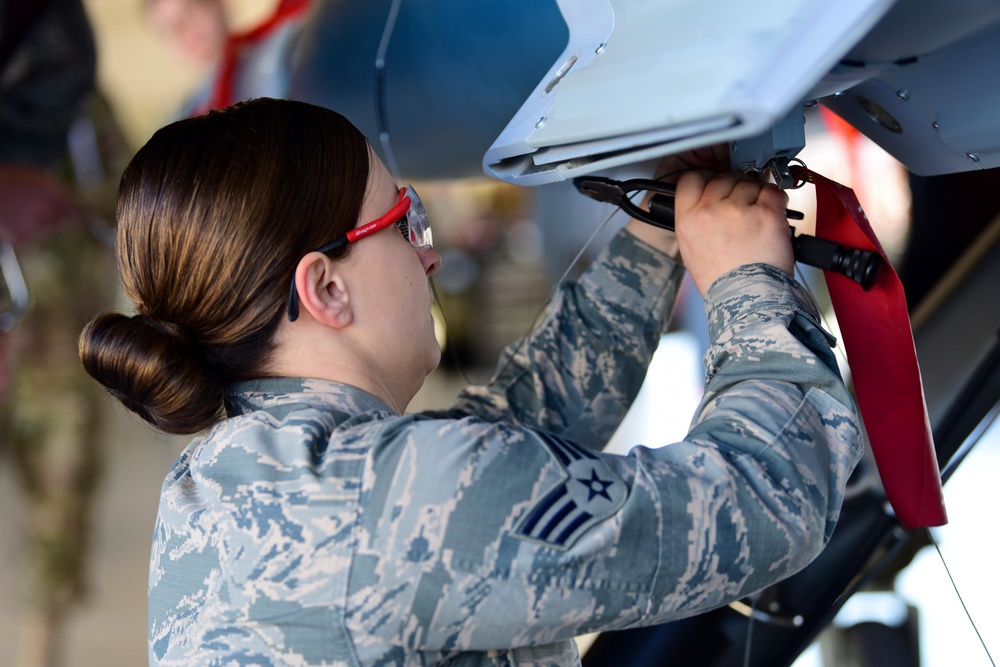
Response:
[294,252,353,328]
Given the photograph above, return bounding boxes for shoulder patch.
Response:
[513,431,627,550]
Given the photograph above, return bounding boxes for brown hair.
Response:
[79,98,370,435]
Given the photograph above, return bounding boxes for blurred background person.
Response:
[145,0,309,117]
[1,0,127,665]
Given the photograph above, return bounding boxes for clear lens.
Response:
[403,184,433,248]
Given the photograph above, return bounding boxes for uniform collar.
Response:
[225,377,395,418]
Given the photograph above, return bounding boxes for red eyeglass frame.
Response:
[286,187,412,321]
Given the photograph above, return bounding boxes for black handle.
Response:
[792,234,883,290]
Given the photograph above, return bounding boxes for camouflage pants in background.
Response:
[1,223,114,659]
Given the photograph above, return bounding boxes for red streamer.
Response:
[795,166,947,529]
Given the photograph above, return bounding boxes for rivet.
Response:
[932,121,939,131]
[535,116,548,130]
[595,43,607,56]
[896,89,910,102]
[967,152,981,163]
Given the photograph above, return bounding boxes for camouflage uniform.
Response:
[2,0,121,662]
[148,230,862,666]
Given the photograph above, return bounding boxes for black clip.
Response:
[574,176,679,230]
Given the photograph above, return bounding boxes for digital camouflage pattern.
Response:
[148,230,862,666]
[2,2,123,661]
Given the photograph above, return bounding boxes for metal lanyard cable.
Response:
[926,527,998,667]
[374,0,404,182]
[479,201,625,388]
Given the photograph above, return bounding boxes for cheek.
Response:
[396,244,429,288]
[357,240,428,323]
[378,259,424,318]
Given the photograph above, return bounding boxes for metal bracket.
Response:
[730,106,807,189]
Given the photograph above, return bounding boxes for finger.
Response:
[699,171,753,203]
[674,170,711,213]
[726,178,764,205]
[756,181,789,213]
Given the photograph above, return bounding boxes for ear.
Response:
[294,252,352,328]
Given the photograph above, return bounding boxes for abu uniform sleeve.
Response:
[439,228,687,451]
[349,263,862,654]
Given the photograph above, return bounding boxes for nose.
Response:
[417,245,441,277]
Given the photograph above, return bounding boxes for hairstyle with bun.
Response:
[79,98,370,435]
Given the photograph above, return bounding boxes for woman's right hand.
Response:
[626,145,732,260]
[674,170,794,296]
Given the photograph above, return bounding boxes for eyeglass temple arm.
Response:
[286,236,351,321]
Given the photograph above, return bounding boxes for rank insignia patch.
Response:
[513,431,627,550]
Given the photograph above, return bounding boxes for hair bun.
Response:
[138,314,189,344]
[79,312,225,434]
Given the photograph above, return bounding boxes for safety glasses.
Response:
[286,184,433,321]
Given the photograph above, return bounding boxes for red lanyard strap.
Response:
[793,166,947,529]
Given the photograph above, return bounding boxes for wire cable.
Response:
[927,528,997,666]
[374,0,404,181]
[793,263,851,371]
[430,278,473,386]
[488,201,626,385]
[742,593,757,667]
